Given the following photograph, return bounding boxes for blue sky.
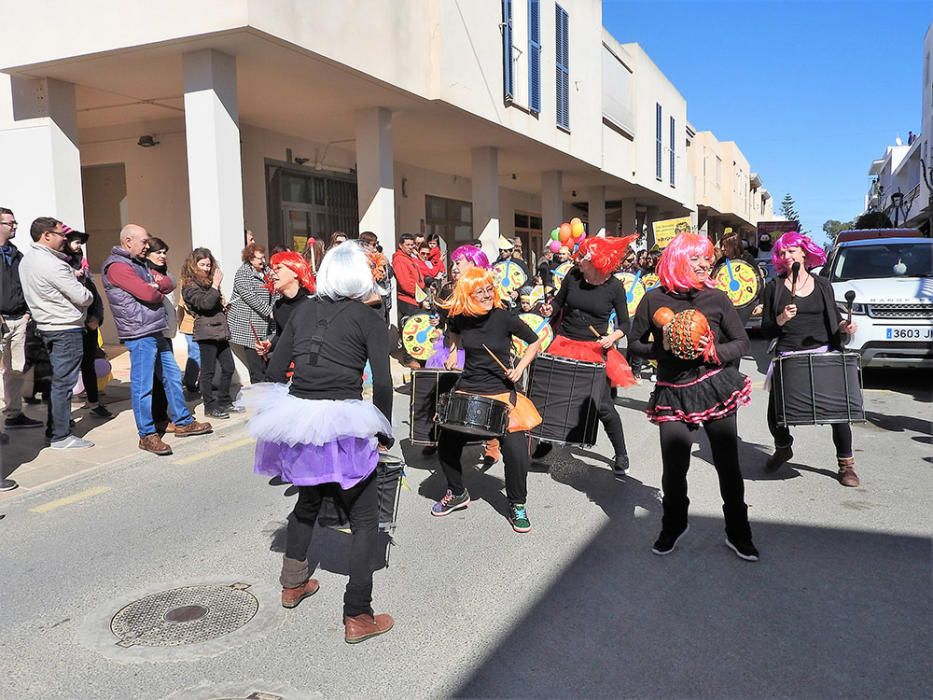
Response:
[603,0,931,245]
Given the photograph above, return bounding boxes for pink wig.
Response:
[656,232,716,292]
[450,244,490,270]
[771,231,826,275]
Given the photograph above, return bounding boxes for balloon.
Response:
[559,223,572,243]
[548,239,561,253]
[570,217,582,227]
[577,231,586,241]
[94,358,112,378]
[571,221,584,238]
[549,228,560,241]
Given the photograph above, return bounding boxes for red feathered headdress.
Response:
[574,234,638,276]
[268,251,315,293]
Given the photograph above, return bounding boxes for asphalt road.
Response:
[1,339,930,699]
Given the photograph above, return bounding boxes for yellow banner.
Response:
[651,217,692,249]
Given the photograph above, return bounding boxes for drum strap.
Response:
[302,301,352,367]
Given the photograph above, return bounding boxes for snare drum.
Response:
[772,351,865,427]
[527,354,604,446]
[437,392,510,438]
[410,369,461,445]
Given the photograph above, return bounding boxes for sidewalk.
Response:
[1,347,413,493]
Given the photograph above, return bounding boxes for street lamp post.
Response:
[921,158,933,236]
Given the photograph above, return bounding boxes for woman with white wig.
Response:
[248,240,395,644]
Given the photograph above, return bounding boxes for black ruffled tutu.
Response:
[647,366,751,425]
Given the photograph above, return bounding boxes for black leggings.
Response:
[232,343,267,384]
[285,472,379,618]
[766,390,853,458]
[197,339,234,410]
[658,414,750,538]
[79,328,99,404]
[439,429,530,504]
[597,378,628,457]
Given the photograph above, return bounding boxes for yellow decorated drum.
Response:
[614,271,646,316]
[402,313,442,361]
[713,259,762,309]
[551,262,573,291]
[511,313,554,356]
[494,260,528,297]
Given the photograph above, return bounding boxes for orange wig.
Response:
[439,266,503,317]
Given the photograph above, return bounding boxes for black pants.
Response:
[285,472,380,618]
[439,429,530,504]
[152,354,168,425]
[658,414,751,539]
[79,327,100,404]
[232,343,267,384]
[766,390,853,458]
[597,378,628,457]
[197,339,234,410]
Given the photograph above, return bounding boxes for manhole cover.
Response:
[110,583,258,647]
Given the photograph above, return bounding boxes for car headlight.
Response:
[837,302,866,315]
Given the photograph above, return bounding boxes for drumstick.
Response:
[482,343,511,375]
[249,322,269,363]
[588,325,602,339]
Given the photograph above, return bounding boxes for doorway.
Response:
[513,210,543,270]
[81,163,127,271]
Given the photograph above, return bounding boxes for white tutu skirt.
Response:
[241,383,393,488]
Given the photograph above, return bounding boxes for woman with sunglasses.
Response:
[432,267,543,533]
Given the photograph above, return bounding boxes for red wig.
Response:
[268,251,315,293]
[656,232,715,292]
[575,234,638,276]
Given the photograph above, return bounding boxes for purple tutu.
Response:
[254,437,378,489]
[426,336,465,369]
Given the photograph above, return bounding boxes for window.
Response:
[669,116,675,186]
[425,195,473,250]
[555,4,570,130]
[715,156,722,188]
[528,0,541,114]
[655,103,662,180]
[502,0,513,102]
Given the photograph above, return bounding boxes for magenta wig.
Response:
[450,244,490,270]
[771,232,826,275]
[656,232,716,292]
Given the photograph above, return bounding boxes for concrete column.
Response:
[541,171,563,234]
[619,198,637,236]
[645,206,660,248]
[0,75,84,229]
[587,186,606,237]
[183,49,243,295]
[356,107,396,256]
[471,146,499,260]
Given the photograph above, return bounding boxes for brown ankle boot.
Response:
[837,457,860,487]
[344,612,394,644]
[281,579,320,608]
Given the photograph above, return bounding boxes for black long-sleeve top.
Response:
[264,296,392,422]
[629,286,750,383]
[547,267,630,340]
[269,287,310,350]
[761,274,844,352]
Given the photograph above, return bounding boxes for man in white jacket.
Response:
[19,217,94,449]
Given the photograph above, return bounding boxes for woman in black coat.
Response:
[181,248,237,419]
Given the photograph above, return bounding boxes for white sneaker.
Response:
[50,435,94,449]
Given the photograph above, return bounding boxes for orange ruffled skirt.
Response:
[547,335,636,388]
[460,391,543,433]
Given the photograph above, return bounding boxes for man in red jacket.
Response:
[391,233,424,321]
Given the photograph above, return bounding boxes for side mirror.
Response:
[811,265,824,276]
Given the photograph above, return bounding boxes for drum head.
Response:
[402,313,442,360]
[494,260,528,297]
[512,313,555,356]
[614,272,646,316]
[642,273,661,290]
[551,262,573,291]
[438,393,510,438]
[713,259,762,309]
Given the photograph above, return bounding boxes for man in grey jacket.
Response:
[19,217,94,449]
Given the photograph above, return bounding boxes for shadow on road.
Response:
[863,368,933,403]
[453,514,931,699]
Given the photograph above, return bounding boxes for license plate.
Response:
[885,327,933,340]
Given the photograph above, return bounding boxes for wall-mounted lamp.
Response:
[294,157,311,166]
[511,173,517,180]
[401,177,408,198]
[137,135,159,148]
[571,190,577,197]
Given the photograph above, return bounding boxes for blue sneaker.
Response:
[432,489,470,517]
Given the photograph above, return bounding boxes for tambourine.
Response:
[551,262,573,291]
[713,259,761,309]
[494,260,527,297]
[614,271,646,316]
[402,313,442,361]
[511,313,554,356]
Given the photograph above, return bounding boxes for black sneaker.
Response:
[22,396,41,405]
[725,537,760,562]
[4,414,43,429]
[220,403,246,414]
[613,453,629,479]
[431,489,470,517]
[532,442,553,459]
[0,478,17,492]
[205,407,230,419]
[765,445,793,473]
[89,405,113,419]
[651,525,689,556]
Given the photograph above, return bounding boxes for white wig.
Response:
[315,240,376,301]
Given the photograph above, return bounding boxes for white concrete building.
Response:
[0,0,695,339]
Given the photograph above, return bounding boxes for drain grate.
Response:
[110,583,258,648]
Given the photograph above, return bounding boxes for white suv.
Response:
[823,237,933,368]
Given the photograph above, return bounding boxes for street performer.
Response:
[537,235,638,476]
[761,231,860,486]
[246,241,395,644]
[629,232,758,561]
[433,266,543,533]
